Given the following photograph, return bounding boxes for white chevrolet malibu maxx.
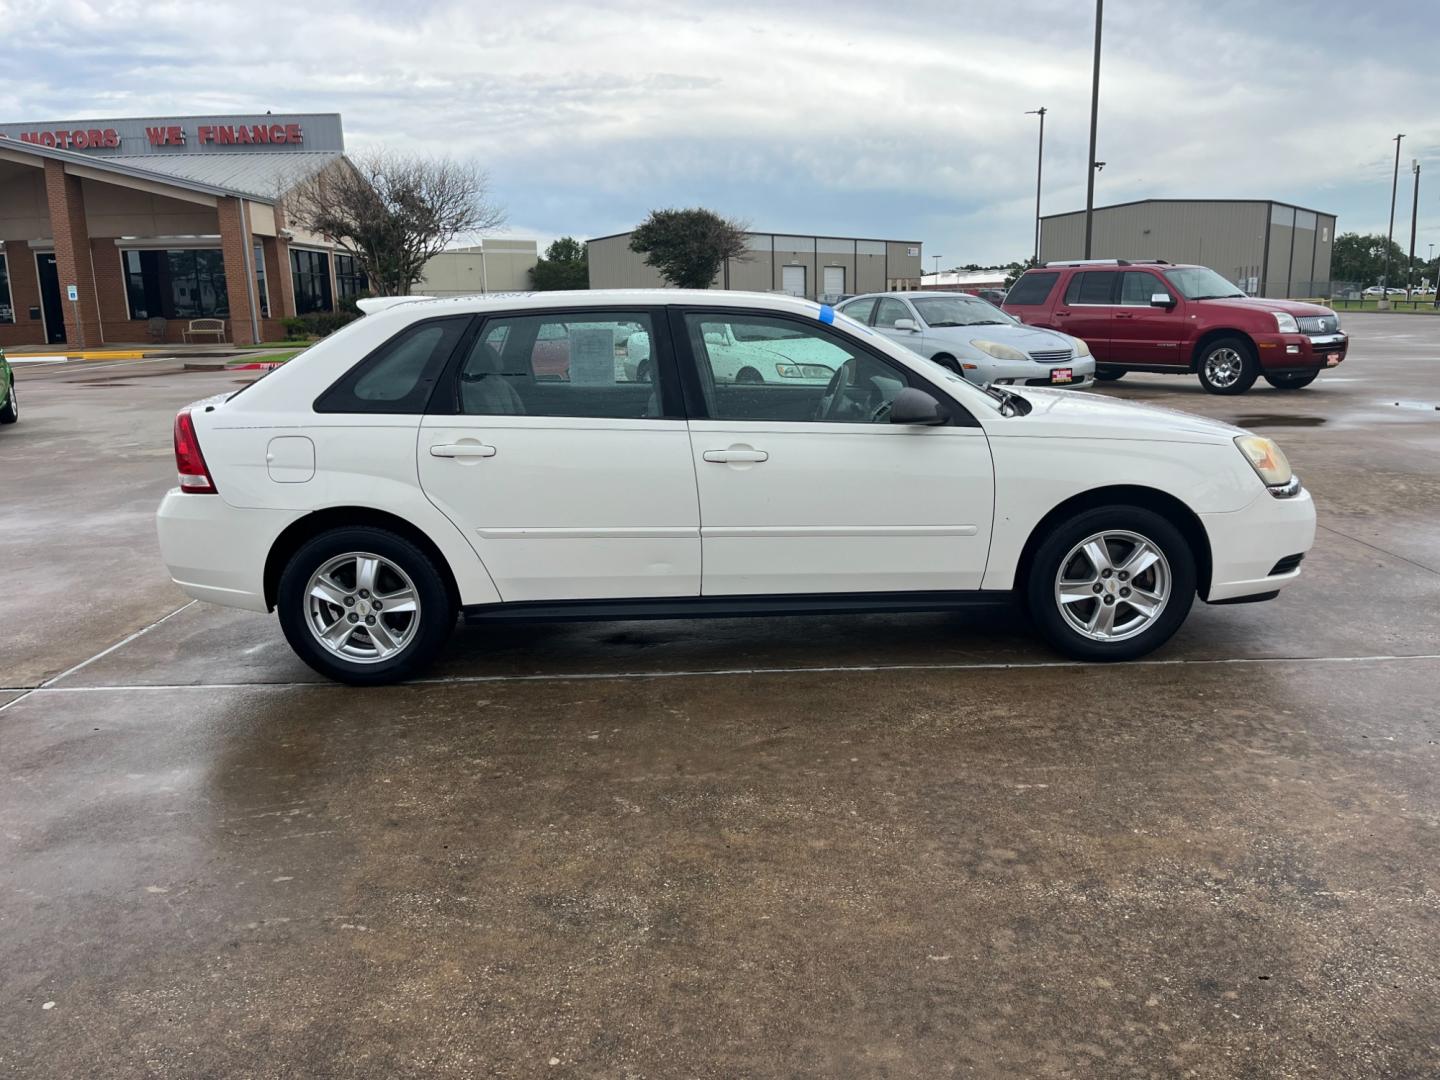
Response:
[157,290,1314,684]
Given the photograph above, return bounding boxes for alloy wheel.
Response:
[304,551,422,663]
[1054,530,1171,642]
[1204,348,1244,388]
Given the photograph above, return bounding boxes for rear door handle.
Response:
[1115,312,1134,319]
[703,448,768,463]
[430,442,497,458]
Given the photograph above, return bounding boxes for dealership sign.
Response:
[0,114,342,156]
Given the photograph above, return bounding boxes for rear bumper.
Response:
[156,489,302,612]
[1200,484,1316,602]
[1254,332,1347,372]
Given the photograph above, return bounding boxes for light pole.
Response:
[931,255,944,276]
[1082,0,1103,258]
[1406,158,1419,296]
[1379,133,1404,310]
[1025,107,1047,263]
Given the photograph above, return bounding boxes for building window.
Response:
[290,249,333,313]
[122,249,230,320]
[0,254,14,324]
[254,242,269,318]
[334,254,367,301]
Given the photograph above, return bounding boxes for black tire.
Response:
[735,367,763,385]
[1025,505,1196,662]
[0,379,16,424]
[1264,371,1318,390]
[931,353,961,375]
[1093,368,1126,382]
[277,526,455,685]
[1195,336,1258,395]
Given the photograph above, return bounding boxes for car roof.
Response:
[841,291,992,301]
[361,288,829,320]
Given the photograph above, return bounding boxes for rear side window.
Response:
[1005,271,1059,306]
[838,297,876,325]
[1065,272,1117,305]
[315,317,470,413]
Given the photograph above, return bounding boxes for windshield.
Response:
[910,295,1015,328]
[1163,266,1247,300]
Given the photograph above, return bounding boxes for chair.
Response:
[182,318,227,344]
[147,317,168,344]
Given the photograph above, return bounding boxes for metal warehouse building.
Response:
[587,230,924,301]
[1039,199,1336,299]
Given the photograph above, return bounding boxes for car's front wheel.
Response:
[1196,337,1258,395]
[1026,506,1195,661]
[1264,371,1318,390]
[277,526,455,685]
[0,380,17,425]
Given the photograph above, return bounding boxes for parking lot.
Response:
[3,316,1438,1077]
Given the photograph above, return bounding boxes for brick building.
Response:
[0,113,361,347]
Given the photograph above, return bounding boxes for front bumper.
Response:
[1200,483,1316,602]
[1254,332,1347,373]
[156,489,303,612]
[978,354,1097,390]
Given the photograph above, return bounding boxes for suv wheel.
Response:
[1264,371,1318,390]
[1026,506,1195,662]
[277,526,455,685]
[0,380,16,425]
[1093,368,1125,382]
[1196,337,1258,395]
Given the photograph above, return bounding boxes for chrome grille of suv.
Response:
[1297,315,1339,334]
[1028,349,1074,363]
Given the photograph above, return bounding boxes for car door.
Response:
[676,307,995,596]
[1050,271,1117,360]
[417,308,701,601]
[872,296,924,355]
[1110,270,1186,365]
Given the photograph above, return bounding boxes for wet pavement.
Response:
[2,319,1439,1077]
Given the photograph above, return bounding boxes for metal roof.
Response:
[105,151,343,199]
[0,136,280,201]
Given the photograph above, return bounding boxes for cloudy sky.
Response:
[3,0,1438,265]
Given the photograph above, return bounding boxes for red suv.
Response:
[1002,260,1347,394]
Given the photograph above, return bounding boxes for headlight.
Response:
[1235,434,1296,492]
[1272,312,1300,333]
[971,339,1028,362]
[776,363,835,379]
[1072,338,1091,357]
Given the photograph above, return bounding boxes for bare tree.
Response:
[286,150,504,296]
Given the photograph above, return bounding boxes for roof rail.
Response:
[1041,258,1172,268]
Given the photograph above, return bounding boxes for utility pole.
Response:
[1406,158,1419,297]
[1082,0,1103,258]
[932,255,944,276]
[1025,107,1047,263]
[1380,133,1403,310]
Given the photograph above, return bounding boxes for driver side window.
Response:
[684,312,915,424]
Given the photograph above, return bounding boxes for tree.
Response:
[286,150,504,296]
[530,236,589,291]
[1331,232,1411,288]
[628,208,749,289]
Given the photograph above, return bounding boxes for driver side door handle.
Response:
[703,448,768,463]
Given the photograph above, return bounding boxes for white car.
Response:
[1363,286,1406,296]
[838,291,1095,388]
[157,289,1315,684]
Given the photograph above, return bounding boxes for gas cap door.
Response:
[266,436,316,483]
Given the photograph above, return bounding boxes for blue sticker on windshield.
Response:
[818,304,835,324]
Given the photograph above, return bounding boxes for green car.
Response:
[0,348,15,425]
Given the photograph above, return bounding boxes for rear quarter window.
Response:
[314,316,470,414]
[1005,271,1059,306]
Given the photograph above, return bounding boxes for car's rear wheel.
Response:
[1026,506,1195,661]
[1196,337,1258,395]
[1264,371,1318,390]
[0,380,17,424]
[1093,368,1125,382]
[277,526,455,685]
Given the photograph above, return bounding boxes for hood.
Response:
[996,387,1246,444]
[930,321,1076,351]
[1196,296,1334,318]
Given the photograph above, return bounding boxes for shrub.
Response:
[283,311,361,341]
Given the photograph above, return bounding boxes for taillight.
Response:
[174,408,217,494]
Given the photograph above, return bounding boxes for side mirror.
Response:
[892,318,919,332]
[889,387,948,426]
[1150,293,1176,308]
